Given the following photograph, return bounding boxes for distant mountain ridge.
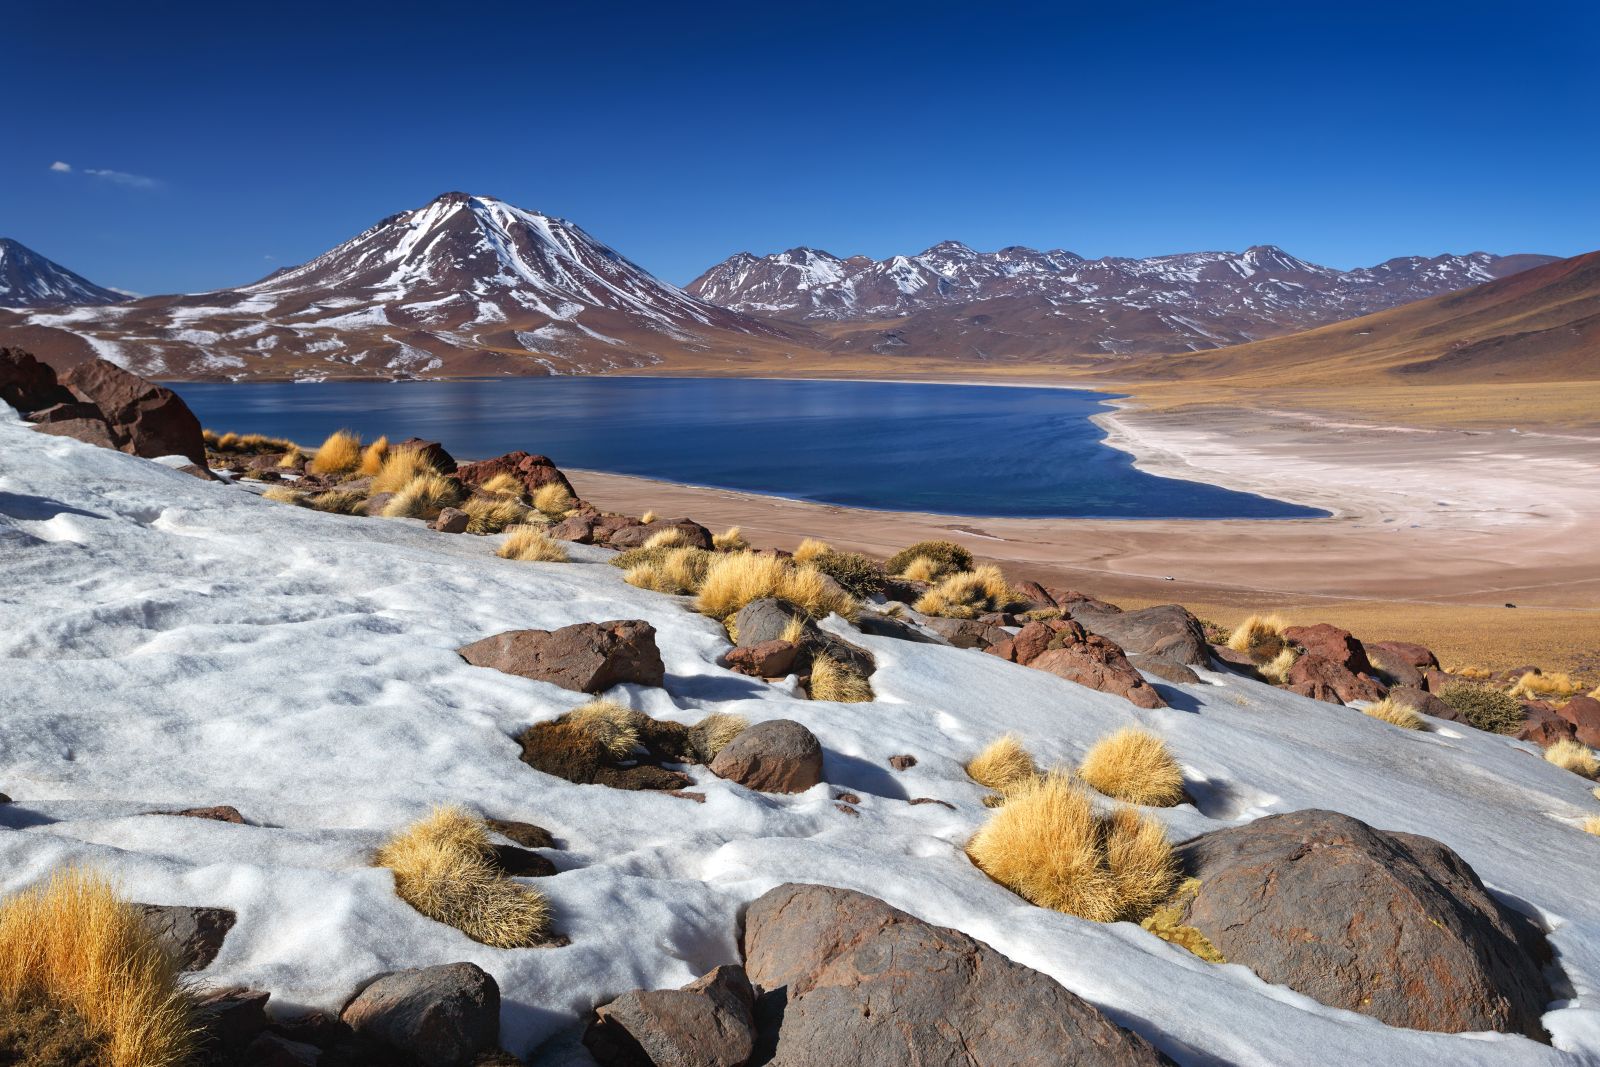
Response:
[0,238,127,309]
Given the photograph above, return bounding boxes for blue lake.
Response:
[175,377,1323,520]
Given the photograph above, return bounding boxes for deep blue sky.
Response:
[6,0,1596,295]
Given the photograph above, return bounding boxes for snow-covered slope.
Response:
[1,413,1597,1062]
[0,237,127,309]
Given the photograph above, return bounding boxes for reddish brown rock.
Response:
[163,804,247,824]
[1285,653,1385,704]
[709,719,823,794]
[1287,677,1342,703]
[723,639,800,678]
[888,754,917,771]
[1386,685,1461,722]
[1072,603,1210,666]
[432,507,469,533]
[1284,623,1373,675]
[341,963,499,1067]
[137,903,237,971]
[988,619,1163,709]
[393,437,456,472]
[60,358,207,465]
[33,415,117,449]
[608,518,713,551]
[1515,702,1578,748]
[459,620,664,693]
[0,346,74,412]
[194,987,271,1057]
[1557,695,1600,748]
[920,615,1009,649]
[25,399,104,424]
[1366,640,1440,689]
[585,964,756,1067]
[454,451,574,499]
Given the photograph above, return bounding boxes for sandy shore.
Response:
[567,402,1600,674]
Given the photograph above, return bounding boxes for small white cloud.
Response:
[83,168,161,190]
[50,161,72,173]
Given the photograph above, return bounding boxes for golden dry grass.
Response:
[306,489,368,515]
[1510,671,1588,702]
[277,447,305,469]
[481,472,526,499]
[1258,647,1300,685]
[497,525,569,562]
[779,615,808,644]
[462,496,529,534]
[261,485,303,505]
[0,869,196,1067]
[913,564,1013,619]
[642,527,692,550]
[1139,877,1226,963]
[1077,728,1184,807]
[692,712,748,760]
[381,472,464,520]
[308,429,363,475]
[1584,816,1600,836]
[887,540,973,580]
[563,700,639,759]
[966,774,1177,923]
[1227,613,1291,661]
[1544,739,1600,779]
[1362,697,1425,730]
[370,446,437,495]
[966,735,1039,794]
[357,435,390,476]
[899,556,940,583]
[694,552,856,621]
[792,537,831,563]
[623,546,709,595]
[533,482,575,515]
[640,509,658,525]
[374,807,552,948]
[712,526,749,552]
[809,655,873,703]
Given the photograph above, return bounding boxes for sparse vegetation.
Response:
[261,485,304,505]
[358,435,389,476]
[1437,682,1525,735]
[463,495,529,534]
[690,712,749,761]
[308,429,363,475]
[1544,739,1599,779]
[642,527,692,550]
[481,472,527,499]
[374,806,553,948]
[792,537,830,563]
[965,735,1039,794]
[277,447,305,469]
[564,700,639,759]
[809,655,873,702]
[1140,878,1226,962]
[966,774,1177,923]
[1362,697,1425,730]
[886,540,973,580]
[1227,613,1291,661]
[0,868,196,1067]
[913,564,1013,619]
[381,472,464,520]
[206,429,297,454]
[497,525,569,562]
[809,550,886,598]
[1509,671,1586,702]
[371,446,438,495]
[640,509,657,525]
[306,489,368,515]
[712,526,749,552]
[533,482,575,515]
[694,552,856,621]
[1258,646,1300,685]
[624,546,713,595]
[1584,817,1600,836]
[1077,728,1184,807]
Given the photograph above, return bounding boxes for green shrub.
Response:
[810,550,886,598]
[885,540,973,579]
[1437,682,1525,735]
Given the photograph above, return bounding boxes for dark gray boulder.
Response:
[341,962,499,1067]
[137,903,236,971]
[585,964,756,1067]
[1070,604,1210,667]
[709,719,823,794]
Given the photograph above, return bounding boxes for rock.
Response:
[454,451,574,499]
[1071,603,1210,666]
[1128,654,1200,685]
[59,358,207,464]
[908,796,955,809]
[1019,583,1123,614]
[585,964,756,1067]
[1557,695,1600,748]
[742,883,1165,1066]
[516,718,691,791]
[136,903,236,970]
[488,843,557,878]
[33,414,117,449]
[459,620,665,693]
[163,804,247,824]
[723,639,800,677]
[1386,685,1461,722]
[920,615,1009,650]
[241,1033,320,1066]
[194,987,270,1056]
[988,619,1164,709]
[25,399,105,424]
[365,492,396,516]
[852,612,944,644]
[1514,702,1577,748]
[1287,677,1342,703]
[394,437,456,473]
[1207,642,1262,678]
[341,963,499,1067]
[1365,640,1439,689]
[1284,623,1373,675]
[484,818,556,849]
[607,518,714,551]
[0,347,74,412]
[547,510,601,543]
[270,1009,352,1048]
[1285,653,1385,704]
[432,507,469,534]
[709,719,823,794]
[177,463,220,481]
[888,754,917,771]
[1175,809,1551,1038]
[733,598,874,677]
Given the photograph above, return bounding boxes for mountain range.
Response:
[0,237,127,308]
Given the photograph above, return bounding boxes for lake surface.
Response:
[176,377,1323,520]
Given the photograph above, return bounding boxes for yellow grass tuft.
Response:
[913,564,1013,619]
[642,527,691,550]
[1078,728,1184,807]
[1591,686,1600,700]
[1140,878,1226,963]
[1227,614,1291,661]
[374,807,552,948]
[966,735,1039,794]
[899,556,940,583]
[694,552,856,621]
[624,546,710,595]
[533,482,574,515]
[1451,664,1494,681]
[308,429,363,475]
[1258,646,1300,685]
[497,525,569,562]
[0,868,196,1067]
[306,489,368,515]
[261,485,304,505]
[712,526,749,552]
[640,509,657,525]
[966,774,1177,923]
[381,472,463,520]
[808,655,873,703]
[792,537,830,563]
[692,712,748,761]
[1544,739,1600,779]
[357,435,390,476]
[1510,671,1586,702]
[462,495,529,534]
[563,700,639,759]
[481,472,526,499]
[778,614,808,644]
[1362,697,1425,730]
[277,447,305,469]
[1584,816,1600,836]
[371,446,437,495]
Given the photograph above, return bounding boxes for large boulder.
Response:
[0,347,74,412]
[987,618,1164,709]
[608,518,714,551]
[1284,623,1373,675]
[1015,581,1123,615]
[136,903,236,971]
[733,598,874,677]
[722,639,800,678]
[33,413,117,449]
[1285,653,1385,704]
[1514,702,1578,748]
[585,964,756,1067]
[918,615,1009,650]
[1366,640,1439,689]
[60,358,207,465]
[1071,604,1210,667]
[341,963,499,1067]
[393,437,456,473]
[708,719,823,794]
[1174,810,1550,1038]
[742,883,1165,1065]
[1386,685,1461,723]
[1556,695,1600,748]
[459,620,664,693]
[454,450,574,499]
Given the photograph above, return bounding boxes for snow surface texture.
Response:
[1,410,1598,1063]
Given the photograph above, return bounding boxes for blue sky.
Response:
[6,0,1596,295]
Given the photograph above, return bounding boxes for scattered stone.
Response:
[194,987,270,1056]
[365,492,396,516]
[454,450,575,499]
[723,639,800,678]
[1287,676,1342,703]
[1365,641,1438,689]
[176,463,220,481]
[834,802,860,817]
[608,518,714,550]
[162,804,247,824]
[1175,809,1551,1038]
[517,718,692,791]
[835,791,861,804]
[988,618,1164,709]
[459,620,665,693]
[1557,695,1600,748]
[888,754,917,771]
[669,790,707,803]
[852,611,944,644]
[1284,623,1374,675]
[919,615,1009,650]
[60,357,208,464]
[432,507,470,533]
[1072,603,1210,666]
[484,818,555,850]
[1285,653,1385,704]
[341,963,500,1067]
[394,437,456,473]
[1386,685,1460,722]
[1207,643,1262,678]
[742,883,1165,1065]
[137,903,236,971]
[585,964,757,1067]
[488,843,557,878]
[709,719,823,794]
[1128,654,1201,685]
[908,797,955,810]
[1515,702,1578,748]
[733,598,874,676]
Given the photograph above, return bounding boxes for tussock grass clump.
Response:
[206,429,298,454]
[1140,878,1226,963]
[306,489,368,515]
[463,496,529,534]
[1226,614,1291,661]
[1545,739,1600,779]
[712,526,749,552]
[640,509,658,525]
[792,537,830,563]
[642,527,692,550]
[966,735,1039,794]
[1451,665,1494,681]
[1259,647,1300,685]
[1584,816,1600,836]
[497,525,569,562]
[1437,682,1525,735]
[810,550,886,598]
[261,485,304,505]
[533,482,575,516]
[564,700,639,759]
[480,472,527,499]
[277,447,306,469]
[625,547,712,595]
[381,472,464,520]
[371,446,437,495]
[886,540,973,580]
[694,552,856,621]
[966,775,1177,923]
[690,712,749,762]
[899,556,940,582]
[913,564,1013,619]
[357,435,390,476]
[808,655,873,703]
[1510,671,1586,702]
[308,429,363,475]
[374,807,552,948]
[1363,697,1425,730]
[0,868,196,1067]
[1078,728,1184,807]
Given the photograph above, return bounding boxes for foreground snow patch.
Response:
[1,409,1597,1063]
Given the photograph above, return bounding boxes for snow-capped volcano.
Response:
[0,238,127,308]
[0,193,795,380]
